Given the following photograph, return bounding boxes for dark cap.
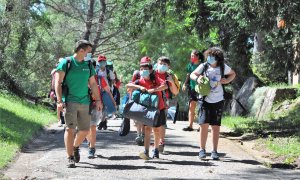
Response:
[74,40,93,52]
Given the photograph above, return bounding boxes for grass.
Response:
[222,116,257,134]
[0,93,55,169]
[266,135,300,164]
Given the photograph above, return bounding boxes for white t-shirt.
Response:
[97,68,115,88]
[192,63,232,103]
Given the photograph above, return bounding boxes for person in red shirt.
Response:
[126,56,168,160]
[154,56,179,153]
[86,60,115,158]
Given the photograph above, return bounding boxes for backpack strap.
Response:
[220,63,228,98]
[106,68,112,86]
[62,57,72,85]
[201,63,208,76]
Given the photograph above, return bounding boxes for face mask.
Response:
[99,61,107,67]
[207,56,216,65]
[158,64,169,72]
[140,70,150,78]
[84,53,92,61]
[191,56,198,63]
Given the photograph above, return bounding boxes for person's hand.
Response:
[182,84,187,92]
[166,75,174,84]
[96,101,103,111]
[197,76,203,84]
[147,89,155,94]
[220,78,229,84]
[57,102,64,113]
[140,86,147,92]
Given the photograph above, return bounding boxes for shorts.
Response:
[152,109,167,128]
[199,100,224,126]
[188,89,198,102]
[65,103,91,131]
[91,108,103,126]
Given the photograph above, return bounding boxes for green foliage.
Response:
[266,135,300,165]
[0,93,55,168]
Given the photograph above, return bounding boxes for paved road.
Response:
[4,119,300,179]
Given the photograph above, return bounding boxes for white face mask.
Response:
[84,53,92,61]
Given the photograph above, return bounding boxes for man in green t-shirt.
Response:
[55,40,102,168]
[182,50,204,131]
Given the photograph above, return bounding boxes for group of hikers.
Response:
[49,39,236,168]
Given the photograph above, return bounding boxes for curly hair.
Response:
[204,47,225,67]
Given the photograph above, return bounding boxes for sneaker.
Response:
[182,126,193,131]
[73,147,80,163]
[211,151,219,160]
[88,147,96,159]
[103,120,108,130]
[158,141,165,153]
[98,121,104,130]
[198,149,206,159]
[67,156,76,168]
[152,149,159,159]
[197,127,200,132]
[139,151,150,160]
[135,135,144,146]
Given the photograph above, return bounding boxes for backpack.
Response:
[195,63,211,96]
[96,66,112,88]
[165,69,180,98]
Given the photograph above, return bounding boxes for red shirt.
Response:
[155,71,172,99]
[94,75,108,101]
[135,75,166,110]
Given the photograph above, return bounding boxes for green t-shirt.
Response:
[187,62,200,90]
[56,56,96,105]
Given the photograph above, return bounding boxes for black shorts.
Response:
[199,101,224,126]
[188,89,198,102]
[152,109,167,127]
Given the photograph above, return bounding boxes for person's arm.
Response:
[190,64,204,84]
[166,76,179,96]
[126,82,147,92]
[147,84,168,93]
[221,70,236,84]
[89,76,103,111]
[54,71,65,112]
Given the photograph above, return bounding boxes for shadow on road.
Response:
[77,162,167,170]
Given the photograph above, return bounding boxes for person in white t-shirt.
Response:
[190,47,236,160]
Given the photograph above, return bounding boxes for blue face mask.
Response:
[140,70,150,78]
[99,61,107,67]
[84,53,92,61]
[158,64,169,72]
[207,56,216,65]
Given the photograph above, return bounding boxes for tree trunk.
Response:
[82,0,95,41]
[253,32,264,54]
[92,0,106,54]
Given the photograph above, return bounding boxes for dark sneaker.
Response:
[152,149,159,159]
[197,127,200,132]
[211,151,219,160]
[88,147,96,159]
[158,142,165,153]
[98,121,104,130]
[198,149,206,160]
[139,151,150,160]
[135,135,144,146]
[74,147,80,163]
[103,120,108,130]
[182,126,193,131]
[67,156,76,168]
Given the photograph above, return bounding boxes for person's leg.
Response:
[211,125,220,151]
[153,127,160,149]
[188,100,197,128]
[64,128,75,156]
[139,126,151,160]
[87,125,97,148]
[159,126,165,144]
[199,123,209,150]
